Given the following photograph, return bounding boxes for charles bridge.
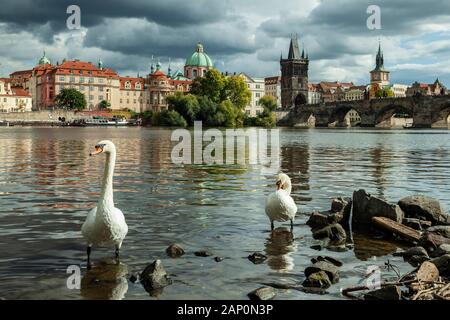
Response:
[277,95,450,128]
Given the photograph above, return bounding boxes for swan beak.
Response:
[89,146,103,156]
[276,180,282,190]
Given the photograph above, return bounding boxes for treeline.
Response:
[140,69,277,128]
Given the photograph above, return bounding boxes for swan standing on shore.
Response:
[82,140,128,267]
[265,173,298,230]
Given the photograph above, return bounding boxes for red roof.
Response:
[54,60,119,78]
[150,70,168,78]
[10,70,32,77]
[119,77,145,90]
[11,87,31,97]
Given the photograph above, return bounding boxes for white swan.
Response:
[265,173,298,230]
[81,140,128,267]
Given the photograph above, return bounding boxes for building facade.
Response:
[264,76,281,108]
[308,83,322,104]
[0,78,32,112]
[390,84,408,98]
[406,79,447,97]
[280,35,309,108]
[370,42,390,98]
[239,73,265,116]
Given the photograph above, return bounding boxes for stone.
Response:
[302,271,332,289]
[364,285,401,300]
[398,195,449,225]
[140,260,172,291]
[331,197,352,227]
[247,287,276,300]
[419,232,450,252]
[306,211,342,229]
[430,254,450,277]
[312,223,346,243]
[194,250,212,257]
[166,243,185,258]
[305,261,340,284]
[416,261,440,283]
[129,274,138,283]
[311,256,343,267]
[427,226,450,239]
[403,218,432,231]
[310,245,322,251]
[431,244,450,258]
[248,252,267,264]
[352,189,404,227]
[214,256,224,262]
[396,246,429,266]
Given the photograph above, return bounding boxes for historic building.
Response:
[119,77,146,112]
[184,43,214,79]
[0,78,32,112]
[370,41,390,98]
[406,79,447,97]
[307,83,322,104]
[280,35,309,108]
[390,84,408,98]
[239,73,265,116]
[264,76,281,108]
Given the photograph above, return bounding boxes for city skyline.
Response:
[0,0,449,86]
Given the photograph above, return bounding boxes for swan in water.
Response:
[82,140,128,267]
[265,173,298,230]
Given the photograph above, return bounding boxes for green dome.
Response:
[185,43,213,67]
[38,51,51,65]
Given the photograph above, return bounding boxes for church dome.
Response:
[185,43,213,67]
[38,51,51,65]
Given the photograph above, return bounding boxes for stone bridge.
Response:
[278,95,450,128]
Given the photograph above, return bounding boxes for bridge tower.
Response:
[370,40,390,94]
[280,35,309,108]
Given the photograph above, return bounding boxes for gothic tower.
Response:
[280,35,309,108]
[370,40,390,87]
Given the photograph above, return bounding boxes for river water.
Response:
[0,127,449,300]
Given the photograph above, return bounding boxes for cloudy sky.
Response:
[0,0,449,85]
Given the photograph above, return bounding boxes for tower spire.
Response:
[288,35,301,59]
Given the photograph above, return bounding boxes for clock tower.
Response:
[370,41,390,88]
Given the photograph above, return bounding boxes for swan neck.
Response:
[99,151,115,209]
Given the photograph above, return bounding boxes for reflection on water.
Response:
[0,127,449,300]
[81,258,128,300]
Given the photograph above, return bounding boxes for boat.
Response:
[69,116,137,127]
[403,123,414,129]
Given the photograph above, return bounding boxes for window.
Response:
[99,86,104,92]
[98,78,104,83]
[126,99,130,104]
[79,70,83,75]
[256,84,260,89]
[80,86,84,91]
[89,86,94,91]
[256,93,261,98]
[88,78,94,83]
[135,83,141,90]
[79,77,84,83]
[120,99,123,103]
[133,99,136,104]
[89,95,94,100]
[193,69,197,77]
[59,76,65,81]
[133,92,136,96]
[125,81,131,89]
[70,77,75,83]
[99,95,104,100]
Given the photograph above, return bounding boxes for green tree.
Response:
[167,92,200,125]
[253,95,277,127]
[54,88,86,111]
[98,100,111,110]
[258,95,277,112]
[190,69,226,103]
[152,109,187,127]
[224,75,251,110]
[375,88,394,98]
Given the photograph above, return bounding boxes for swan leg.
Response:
[270,221,274,231]
[115,247,120,260]
[86,246,92,270]
[290,219,294,231]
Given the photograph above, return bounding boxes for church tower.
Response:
[370,41,390,88]
[280,35,309,108]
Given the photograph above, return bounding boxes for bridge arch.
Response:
[375,104,413,128]
[328,105,362,127]
[294,93,307,106]
[431,103,450,128]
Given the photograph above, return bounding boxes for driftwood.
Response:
[372,216,421,242]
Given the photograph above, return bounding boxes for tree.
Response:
[99,100,111,110]
[167,92,200,126]
[258,95,277,112]
[375,88,394,98]
[223,75,251,110]
[190,69,225,103]
[152,109,187,127]
[253,95,277,127]
[54,88,86,111]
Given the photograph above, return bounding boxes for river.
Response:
[0,127,449,299]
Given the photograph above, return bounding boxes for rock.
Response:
[353,189,404,227]
[403,218,432,231]
[140,260,172,291]
[396,246,429,266]
[194,250,212,257]
[427,226,450,239]
[364,285,401,300]
[310,245,322,251]
[129,274,138,283]
[166,243,185,258]
[312,223,346,243]
[431,244,450,258]
[302,271,332,289]
[306,211,342,229]
[331,197,352,227]
[398,195,449,225]
[247,287,276,300]
[311,256,343,267]
[214,256,224,262]
[418,232,450,252]
[417,261,440,283]
[430,254,450,277]
[248,252,267,264]
[305,261,340,284]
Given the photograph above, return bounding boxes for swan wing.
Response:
[81,206,97,242]
[265,190,298,222]
[111,207,128,243]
